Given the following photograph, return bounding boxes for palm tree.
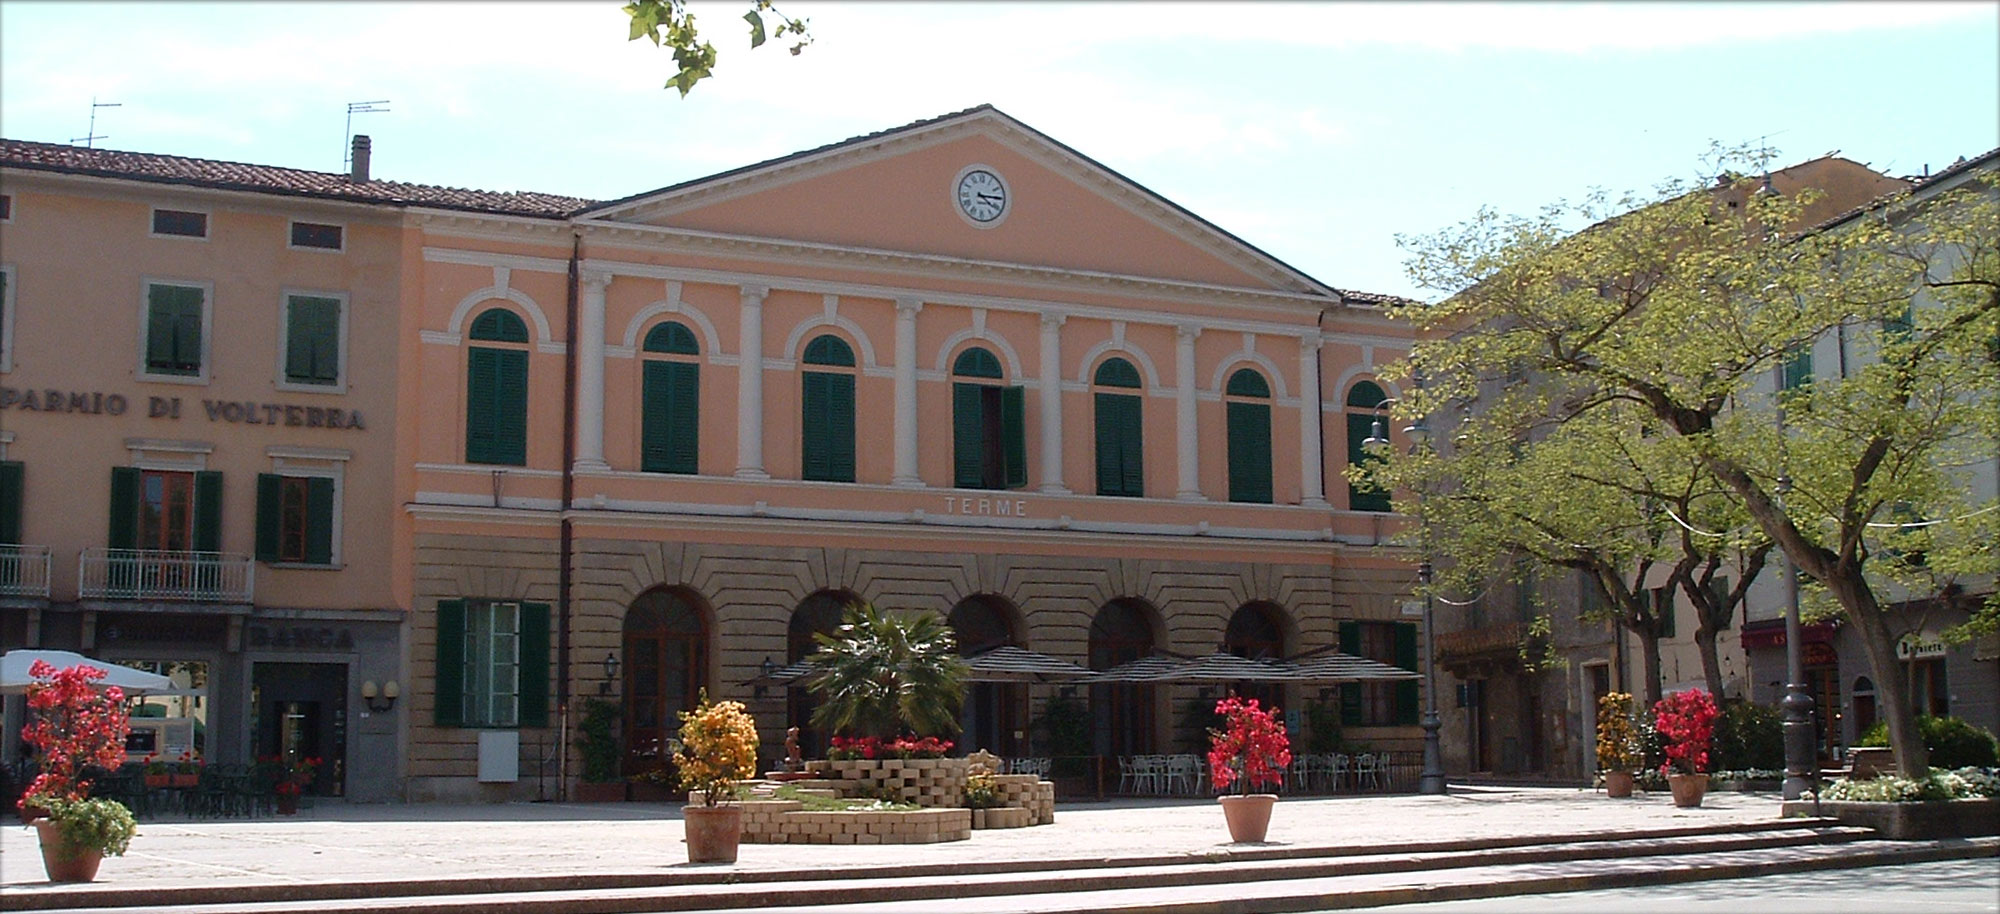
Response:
[808,602,968,739]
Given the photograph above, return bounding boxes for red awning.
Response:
[1740,619,1838,650]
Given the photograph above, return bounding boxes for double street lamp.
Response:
[1364,402,1448,796]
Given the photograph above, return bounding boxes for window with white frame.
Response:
[463,601,521,727]
[140,280,210,382]
[288,221,343,252]
[150,208,208,239]
[255,448,346,567]
[279,292,345,389]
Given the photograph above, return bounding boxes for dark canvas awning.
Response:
[1074,653,1190,684]
[744,658,822,687]
[961,645,1091,682]
[1077,651,1305,684]
[1282,647,1421,683]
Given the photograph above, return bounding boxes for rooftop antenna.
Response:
[343,100,390,169]
[71,97,121,148]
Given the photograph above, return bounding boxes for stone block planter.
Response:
[738,799,971,844]
[1783,797,2000,840]
[824,758,968,808]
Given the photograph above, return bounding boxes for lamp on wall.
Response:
[599,652,620,696]
[361,679,398,713]
[755,656,778,700]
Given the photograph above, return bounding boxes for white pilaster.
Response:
[735,284,770,479]
[1038,313,1069,494]
[893,297,924,487]
[1175,324,1204,501]
[574,270,612,474]
[1299,334,1329,508]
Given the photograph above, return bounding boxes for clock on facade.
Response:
[954,166,1009,226]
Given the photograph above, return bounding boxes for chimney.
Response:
[350,135,372,182]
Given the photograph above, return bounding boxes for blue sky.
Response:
[3,1,1995,301]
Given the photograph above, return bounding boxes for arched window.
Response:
[1224,368,1272,503]
[466,308,529,465]
[801,335,857,482]
[952,347,1025,490]
[949,594,1025,755]
[786,590,853,759]
[1346,380,1391,512]
[1089,599,1159,756]
[641,321,700,474]
[1093,358,1143,497]
[622,587,708,777]
[1225,601,1290,711]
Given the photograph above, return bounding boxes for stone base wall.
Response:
[984,774,1055,826]
[740,799,972,844]
[814,758,969,808]
[1783,797,2000,840]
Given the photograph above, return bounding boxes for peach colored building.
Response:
[5,106,1427,803]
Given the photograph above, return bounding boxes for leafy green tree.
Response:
[1384,148,2000,779]
[624,0,812,97]
[808,601,968,740]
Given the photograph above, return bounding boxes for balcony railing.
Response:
[77,548,254,603]
[0,544,53,598]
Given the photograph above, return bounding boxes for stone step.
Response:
[8,824,1920,914]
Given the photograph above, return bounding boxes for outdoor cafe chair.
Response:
[1354,753,1383,791]
[1165,754,1199,795]
[1328,753,1351,792]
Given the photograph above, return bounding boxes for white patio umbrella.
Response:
[0,650,175,695]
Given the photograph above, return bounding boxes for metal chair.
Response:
[1354,753,1383,791]
[1328,753,1351,792]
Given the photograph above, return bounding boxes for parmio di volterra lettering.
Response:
[0,385,365,430]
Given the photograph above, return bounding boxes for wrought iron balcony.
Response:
[0,544,53,598]
[1436,621,1530,664]
[77,547,255,603]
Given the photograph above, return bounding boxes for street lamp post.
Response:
[1775,475,1817,801]
[1364,400,1448,796]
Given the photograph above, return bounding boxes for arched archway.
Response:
[949,594,1025,756]
[1090,598,1162,757]
[787,589,856,759]
[622,587,709,777]
[1224,601,1293,712]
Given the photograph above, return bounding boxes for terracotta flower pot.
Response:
[170,774,199,789]
[32,819,104,883]
[276,792,300,816]
[1604,770,1635,798]
[144,774,171,790]
[1668,772,1709,808]
[683,804,743,864]
[1218,793,1278,843]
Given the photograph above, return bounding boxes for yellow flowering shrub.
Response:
[1596,691,1641,772]
[672,690,759,807]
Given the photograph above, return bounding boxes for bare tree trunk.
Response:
[1638,630,1663,708]
[1694,625,1725,702]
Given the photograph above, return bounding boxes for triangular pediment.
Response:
[578,106,1333,297]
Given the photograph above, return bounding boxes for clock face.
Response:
[955,168,1008,224]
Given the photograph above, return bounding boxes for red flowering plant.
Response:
[259,756,321,796]
[18,660,131,812]
[1653,689,1720,777]
[826,735,954,760]
[1207,695,1292,796]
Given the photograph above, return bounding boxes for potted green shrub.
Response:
[17,660,137,882]
[808,601,970,807]
[574,698,625,802]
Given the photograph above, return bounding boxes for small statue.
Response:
[784,726,802,773]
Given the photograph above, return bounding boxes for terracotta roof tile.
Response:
[0,138,593,217]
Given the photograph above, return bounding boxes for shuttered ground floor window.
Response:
[433,599,549,728]
[1341,620,1420,726]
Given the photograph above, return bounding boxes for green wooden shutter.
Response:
[953,383,983,488]
[254,473,281,562]
[1394,622,1420,725]
[802,371,830,481]
[1002,385,1027,489]
[1227,402,1272,503]
[1094,392,1121,495]
[146,285,203,375]
[1119,395,1143,497]
[643,361,700,474]
[467,348,528,465]
[192,471,222,552]
[434,600,466,727]
[828,373,855,482]
[305,477,335,566]
[287,296,340,384]
[108,467,140,550]
[1338,621,1362,726]
[0,461,22,545]
[518,602,551,728]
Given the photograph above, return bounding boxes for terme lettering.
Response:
[942,496,1030,517]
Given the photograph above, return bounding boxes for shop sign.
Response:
[248,624,356,651]
[1,385,364,430]
[1896,632,1947,661]
[1803,642,1838,667]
